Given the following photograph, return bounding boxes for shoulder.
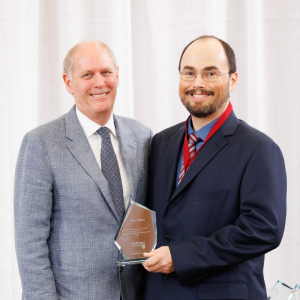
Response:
[24,114,67,146]
[16,114,68,172]
[236,120,277,146]
[231,120,284,163]
[114,114,152,139]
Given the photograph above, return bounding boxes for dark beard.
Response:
[182,86,229,118]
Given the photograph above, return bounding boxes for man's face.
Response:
[63,43,119,124]
[179,38,237,118]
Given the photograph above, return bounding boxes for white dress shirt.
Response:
[76,108,131,209]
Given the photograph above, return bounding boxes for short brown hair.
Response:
[178,35,236,74]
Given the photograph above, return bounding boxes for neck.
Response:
[191,101,229,132]
[95,114,112,126]
[77,107,112,126]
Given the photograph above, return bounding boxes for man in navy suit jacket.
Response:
[142,36,286,300]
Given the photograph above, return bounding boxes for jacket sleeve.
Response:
[169,140,287,286]
[14,132,58,299]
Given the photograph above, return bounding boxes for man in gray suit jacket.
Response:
[14,40,152,300]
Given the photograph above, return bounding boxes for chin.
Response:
[93,105,113,115]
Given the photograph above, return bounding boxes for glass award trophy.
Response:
[115,200,157,267]
[287,284,299,300]
[267,280,293,299]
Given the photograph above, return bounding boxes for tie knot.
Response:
[188,133,201,145]
[97,127,110,139]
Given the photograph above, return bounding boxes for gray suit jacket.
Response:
[14,105,152,300]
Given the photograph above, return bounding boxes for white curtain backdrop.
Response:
[1,0,299,299]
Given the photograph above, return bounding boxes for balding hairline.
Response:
[178,35,236,74]
[63,39,118,80]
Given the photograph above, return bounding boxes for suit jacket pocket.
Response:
[198,282,248,299]
[194,190,228,201]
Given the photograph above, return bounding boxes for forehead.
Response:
[73,43,115,72]
[181,38,229,71]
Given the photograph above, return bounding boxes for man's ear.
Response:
[229,72,238,92]
[63,73,74,94]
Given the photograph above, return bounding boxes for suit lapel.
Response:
[114,115,138,204]
[165,124,185,202]
[170,129,228,202]
[65,106,120,222]
[169,111,240,203]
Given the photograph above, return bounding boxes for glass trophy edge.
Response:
[114,240,130,260]
[116,257,148,266]
[151,210,157,251]
[130,200,153,211]
[267,280,294,299]
[114,203,133,241]
[287,284,300,300]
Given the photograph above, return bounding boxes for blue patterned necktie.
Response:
[97,127,125,218]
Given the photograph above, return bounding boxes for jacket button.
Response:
[164,236,170,243]
[163,274,169,279]
[120,267,124,273]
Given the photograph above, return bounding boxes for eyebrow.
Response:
[202,66,220,71]
[182,65,221,71]
[80,67,115,74]
[182,66,196,71]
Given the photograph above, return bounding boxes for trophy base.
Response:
[116,257,148,266]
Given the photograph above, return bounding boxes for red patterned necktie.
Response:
[178,133,201,185]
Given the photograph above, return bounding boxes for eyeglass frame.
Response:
[179,70,230,82]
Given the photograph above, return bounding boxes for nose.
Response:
[93,72,105,88]
[193,73,206,88]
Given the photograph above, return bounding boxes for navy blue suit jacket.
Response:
[143,111,286,300]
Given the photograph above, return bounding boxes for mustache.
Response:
[185,88,215,96]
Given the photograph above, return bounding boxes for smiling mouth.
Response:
[185,89,214,97]
[90,92,108,98]
[191,93,210,98]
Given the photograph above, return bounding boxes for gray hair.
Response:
[63,39,118,80]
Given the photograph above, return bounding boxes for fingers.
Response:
[143,252,160,268]
[143,250,156,258]
[142,246,175,274]
[145,258,173,273]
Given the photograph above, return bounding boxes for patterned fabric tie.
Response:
[97,127,125,218]
[178,133,201,185]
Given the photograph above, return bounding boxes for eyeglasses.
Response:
[179,70,229,82]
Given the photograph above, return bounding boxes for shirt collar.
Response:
[187,116,219,141]
[76,107,117,138]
